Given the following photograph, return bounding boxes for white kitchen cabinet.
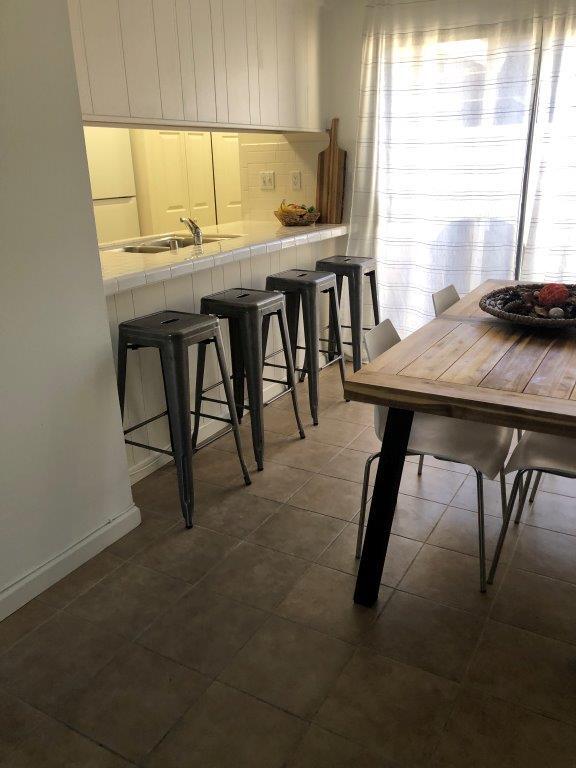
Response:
[69,0,322,131]
[84,127,136,199]
[119,0,162,119]
[210,0,229,123]
[68,0,93,114]
[212,133,242,223]
[277,0,296,127]
[190,0,217,122]
[130,129,216,234]
[184,132,218,225]
[256,0,279,127]
[80,0,129,116]
[175,0,198,121]
[245,0,261,125]
[153,0,185,121]
[222,0,251,125]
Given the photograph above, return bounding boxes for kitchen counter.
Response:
[100,220,349,295]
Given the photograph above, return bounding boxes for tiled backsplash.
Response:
[238,132,329,222]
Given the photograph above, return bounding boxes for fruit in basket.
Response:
[538,283,570,307]
[278,200,316,216]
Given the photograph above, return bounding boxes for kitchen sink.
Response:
[122,244,170,254]
[105,233,241,255]
[148,234,241,248]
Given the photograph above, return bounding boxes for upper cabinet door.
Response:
[153,0,185,121]
[190,0,217,122]
[276,0,296,127]
[245,0,261,125]
[221,0,250,125]
[175,0,198,121]
[68,0,93,114]
[256,0,278,127]
[80,0,129,116]
[210,0,229,123]
[118,0,162,118]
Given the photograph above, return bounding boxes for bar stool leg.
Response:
[368,270,380,324]
[261,313,272,371]
[284,292,301,380]
[242,312,265,470]
[328,286,347,392]
[191,340,207,451]
[301,290,320,425]
[277,307,306,439]
[348,272,363,372]
[213,326,252,486]
[228,319,246,423]
[159,341,194,529]
[328,274,344,362]
[117,331,129,422]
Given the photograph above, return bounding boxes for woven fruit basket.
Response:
[274,200,320,227]
[479,283,576,328]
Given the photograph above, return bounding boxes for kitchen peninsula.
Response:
[102,220,349,482]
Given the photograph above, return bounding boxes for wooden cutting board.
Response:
[316,117,347,224]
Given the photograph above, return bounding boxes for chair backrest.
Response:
[432,285,460,317]
[364,319,401,362]
[363,320,401,441]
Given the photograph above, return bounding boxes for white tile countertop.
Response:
[100,220,349,295]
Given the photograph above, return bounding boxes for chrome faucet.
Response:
[180,216,203,246]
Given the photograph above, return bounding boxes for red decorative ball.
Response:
[538,283,570,307]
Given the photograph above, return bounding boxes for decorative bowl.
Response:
[479,283,576,328]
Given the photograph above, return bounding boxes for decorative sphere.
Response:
[539,283,570,307]
[549,307,565,318]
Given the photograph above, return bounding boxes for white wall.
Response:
[0,0,139,620]
[320,0,365,220]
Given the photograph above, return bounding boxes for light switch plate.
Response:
[260,171,275,190]
[291,170,302,191]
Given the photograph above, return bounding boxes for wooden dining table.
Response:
[344,279,576,607]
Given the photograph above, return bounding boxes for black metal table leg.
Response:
[354,407,414,606]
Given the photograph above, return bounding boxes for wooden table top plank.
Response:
[370,318,457,375]
[344,280,576,437]
[523,336,576,399]
[440,325,522,386]
[479,333,555,393]
[399,322,491,381]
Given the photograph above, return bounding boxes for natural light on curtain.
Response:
[347,0,572,335]
[521,12,576,281]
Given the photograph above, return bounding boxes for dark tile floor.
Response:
[1,364,576,766]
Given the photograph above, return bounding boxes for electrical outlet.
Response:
[290,170,302,191]
[260,171,275,190]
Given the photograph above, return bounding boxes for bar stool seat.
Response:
[266,268,346,425]
[265,268,337,291]
[200,288,305,471]
[315,254,380,372]
[117,310,251,529]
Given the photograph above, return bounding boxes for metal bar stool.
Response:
[265,269,346,425]
[315,255,380,372]
[199,288,305,471]
[117,310,251,529]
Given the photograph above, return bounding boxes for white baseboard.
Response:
[128,380,287,485]
[0,503,141,622]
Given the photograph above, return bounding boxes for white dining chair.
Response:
[488,431,576,583]
[356,320,514,592]
[432,284,460,317]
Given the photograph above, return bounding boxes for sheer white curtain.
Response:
[521,10,576,281]
[348,0,542,335]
